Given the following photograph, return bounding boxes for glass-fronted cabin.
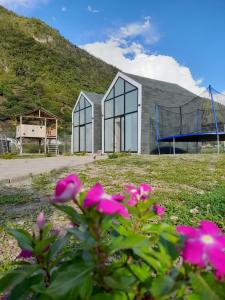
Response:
[72,91,102,153]
[102,73,142,153]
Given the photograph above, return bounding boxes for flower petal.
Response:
[208,247,225,276]
[176,225,199,238]
[83,183,104,208]
[96,199,129,219]
[53,174,81,202]
[200,220,221,236]
[182,240,205,267]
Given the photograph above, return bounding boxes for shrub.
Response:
[108,153,119,159]
[0,175,224,299]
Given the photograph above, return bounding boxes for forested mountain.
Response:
[0,6,117,124]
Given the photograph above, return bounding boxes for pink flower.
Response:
[152,204,165,218]
[52,174,81,203]
[83,183,129,218]
[125,183,153,206]
[36,212,45,230]
[17,249,33,259]
[177,220,225,278]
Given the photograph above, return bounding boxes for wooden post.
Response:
[39,139,41,154]
[20,116,23,155]
[56,119,58,155]
[44,118,47,154]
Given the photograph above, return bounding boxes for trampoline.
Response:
[155,85,225,154]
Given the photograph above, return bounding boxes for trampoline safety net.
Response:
[155,86,225,142]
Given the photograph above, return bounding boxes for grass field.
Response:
[0,154,225,271]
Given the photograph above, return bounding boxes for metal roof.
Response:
[123,72,197,107]
[82,91,104,106]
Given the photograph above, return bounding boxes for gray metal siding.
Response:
[93,104,102,153]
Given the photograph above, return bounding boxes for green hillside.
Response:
[0,6,117,124]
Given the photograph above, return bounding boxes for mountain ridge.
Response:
[0,5,118,124]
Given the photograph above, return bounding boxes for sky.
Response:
[1,0,225,95]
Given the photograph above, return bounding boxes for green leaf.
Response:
[110,235,146,253]
[104,268,136,290]
[91,292,127,300]
[7,273,44,300]
[46,262,92,299]
[67,227,95,246]
[190,273,225,300]
[7,228,33,251]
[151,275,175,298]
[47,233,70,260]
[34,236,55,254]
[79,275,93,299]
[0,271,18,293]
[128,263,150,282]
[133,248,163,272]
[187,294,201,300]
[53,204,83,224]
[0,266,41,295]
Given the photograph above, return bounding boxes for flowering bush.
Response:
[0,174,224,300]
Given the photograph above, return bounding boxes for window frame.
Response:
[73,94,93,153]
[103,76,139,153]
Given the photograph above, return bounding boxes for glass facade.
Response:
[73,95,92,152]
[104,77,138,152]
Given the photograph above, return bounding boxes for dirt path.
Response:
[0,155,105,183]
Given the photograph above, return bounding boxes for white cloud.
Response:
[118,16,160,45]
[87,5,100,14]
[0,0,48,10]
[61,6,67,12]
[81,18,204,95]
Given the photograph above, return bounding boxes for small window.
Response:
[80,126,85,152]
[74,127,79,152]
[86,123,92,152]
[125,112,138,152]
[125,90,138,113]
[115,95,124,116]
[106,88,114,100]
[75,102,80,112]
[125,81,136,93]
[85,99,91,108]
[105,118,114,152]
[80,109,85,125]
[74,112,79,126]
[79,96,85,109]
[86,106,92,123]
[105,100,113,118]
[115,77,124,96]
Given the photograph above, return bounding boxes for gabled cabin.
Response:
[72,91,103,153]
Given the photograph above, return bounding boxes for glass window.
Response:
[80,126,85,152]
[115,95,124,116]
[74,127,79,152]
[106,88,114,100]
[86,106,92,123]
[74,112,79,126]
[86,124,92,152]
[105,119,114,152]
[121,117,125,152]
[125,113,138,152]
[80,96,85,109]
[80,109,85,125]
[115,78,124,96]
[125,81,136,93]
[105,100,113,118]
[125,90,138,113]
[75,102,80,112]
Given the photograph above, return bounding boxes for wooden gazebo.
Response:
[16,108,58,155]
